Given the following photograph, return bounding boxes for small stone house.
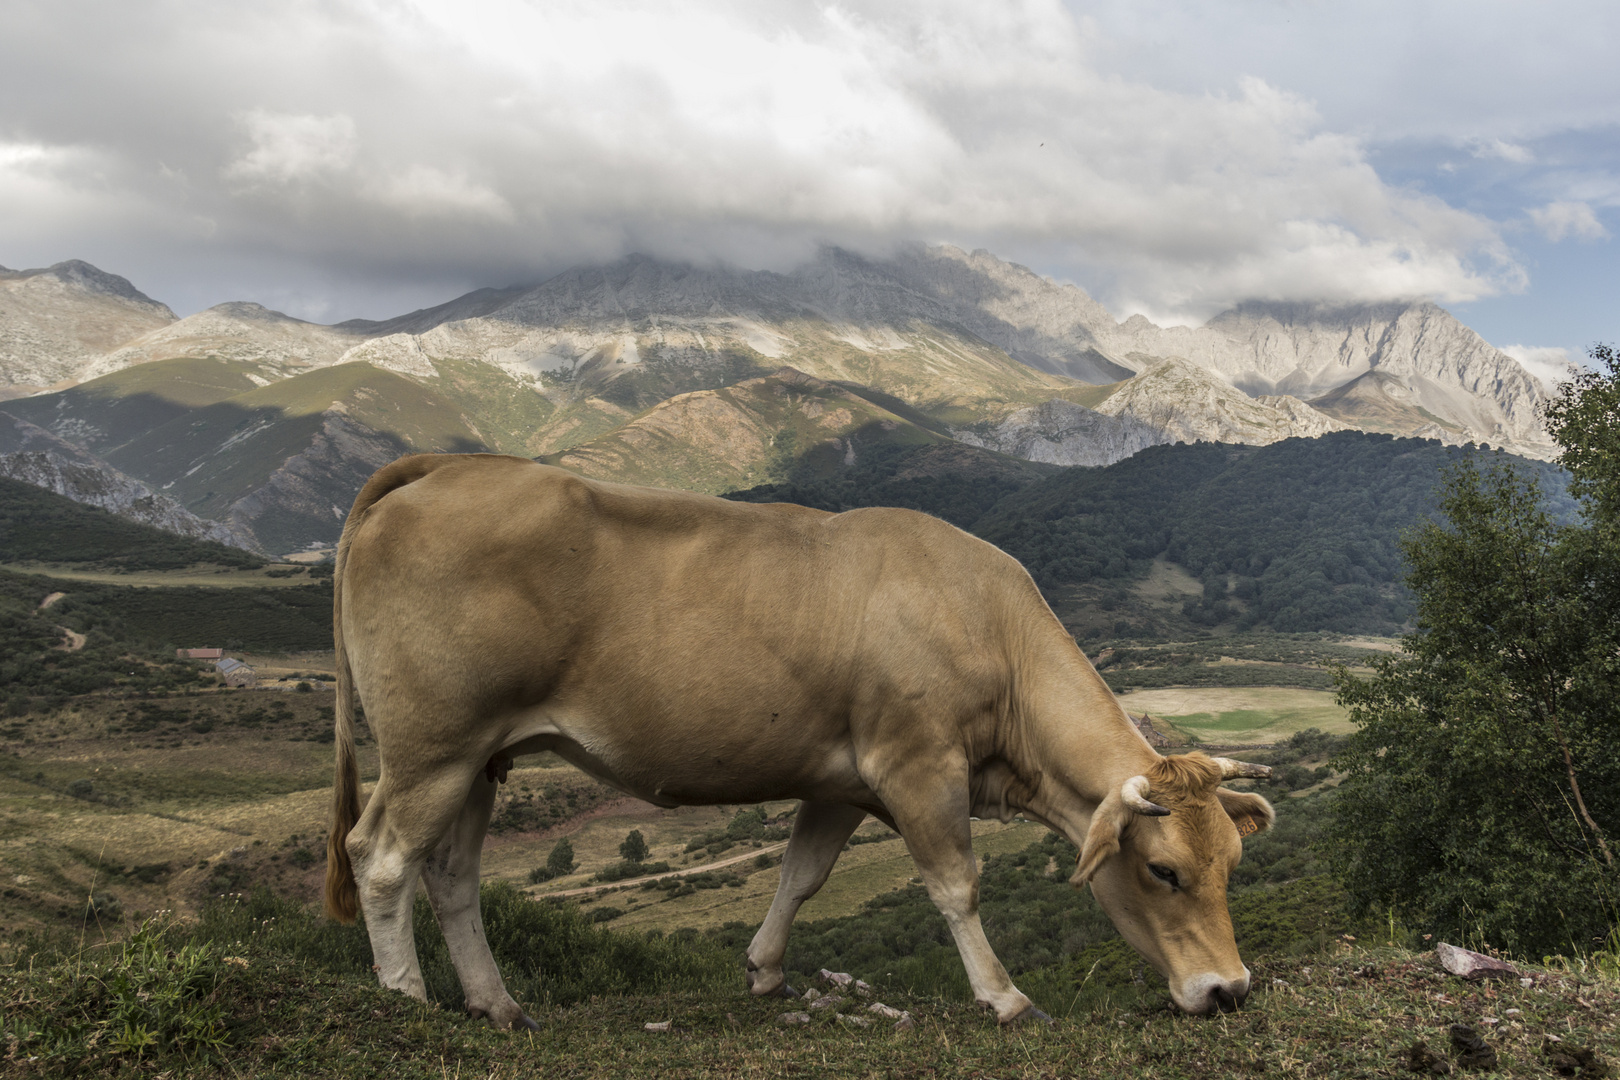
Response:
[215,657,257,687]
[1132,713,1172,748]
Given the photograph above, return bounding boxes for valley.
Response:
[0,246,1607,1076]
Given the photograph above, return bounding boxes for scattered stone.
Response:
[868,1003,905,1020]
[1407,1040,1453,1075]
[801,987,822,1003]
[1544,1038,1609,1078]
[1479,1017,1499,1027]
[1519,977,1535,989]
[819,969,854,988]
[1448,1024,1498,1070]
[839,1015,872,1029]
[778,1012,812,1026]
[853,979,873,997]
[643,1020,671,1033]
[1437,943,1519,981]
[894,1012,915,1032]
[809,994,845,1011]
[1503,1009,1521,1017]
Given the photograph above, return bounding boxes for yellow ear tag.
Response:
[1235,815,1259,837]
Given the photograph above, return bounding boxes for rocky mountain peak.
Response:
[2,259,173,314]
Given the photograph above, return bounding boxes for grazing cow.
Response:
[325,454,1274,1029]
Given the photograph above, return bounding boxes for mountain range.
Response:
[0,246,1558,555]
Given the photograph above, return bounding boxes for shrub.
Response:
[595,860,670,883]
[546,836,576,878]
[619,829,650,863]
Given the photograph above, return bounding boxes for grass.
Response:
[1116,688,1353,745]
[4,686,1617,1078]
[4,883,1616,1078]
[0,564,321,588]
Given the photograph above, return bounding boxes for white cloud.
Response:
[1527,200,1609,242]
[223,111,358,187]
[365,166,513,222]
[0,0,1551,319]
[1468,137,1535,164]
[1500,344,1578,391]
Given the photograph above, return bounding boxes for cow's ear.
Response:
[1217,787,1274,838]
[1071,794,1129,886]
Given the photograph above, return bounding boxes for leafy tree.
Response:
[619,829,649,864]
[1326,349,1620,956]
[546,837,576,878]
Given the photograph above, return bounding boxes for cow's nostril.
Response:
[1212,985,1240,1013]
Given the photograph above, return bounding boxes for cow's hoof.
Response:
[1003,1004,1053,1027]
[746,964,794,999]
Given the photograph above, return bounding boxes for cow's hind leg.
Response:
[877,759,1045,1024]
[345,768,474,1005]
[745,800,867,997]
[418,770,538,1030]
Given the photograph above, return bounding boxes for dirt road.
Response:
[537,840,793,898]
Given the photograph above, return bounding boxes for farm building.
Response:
[215,657,257,687]
[177,647,224,660]
[1132,713,1172,748]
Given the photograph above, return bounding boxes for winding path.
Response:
[536,840,794,899]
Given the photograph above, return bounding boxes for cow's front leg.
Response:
[746,800,867,997]
[420,769,539,1031]
[878,758,1046,1025]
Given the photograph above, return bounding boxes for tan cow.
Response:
[324,453,1274,1028]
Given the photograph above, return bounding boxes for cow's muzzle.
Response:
[1175,970,1251,1015]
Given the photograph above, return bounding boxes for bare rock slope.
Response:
[0,409,256,550]
[0,261,176,394]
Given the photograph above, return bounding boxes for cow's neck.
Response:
[983,632,1160,850]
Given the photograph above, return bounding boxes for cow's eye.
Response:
[1148,864,1180,889]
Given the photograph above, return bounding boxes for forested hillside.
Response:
[0,476,264,570]
[732,430,1571,635]
[0,482,330,714]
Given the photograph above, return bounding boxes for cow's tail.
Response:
[325,454,474,923]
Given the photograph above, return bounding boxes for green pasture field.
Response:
[1116,687,1353,745]
[0,563,323,588]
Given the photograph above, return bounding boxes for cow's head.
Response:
[1072,752,1273,1014]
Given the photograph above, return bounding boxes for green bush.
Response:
[595,860,671,883]
[529,836,577,883]
[619,829,650,863]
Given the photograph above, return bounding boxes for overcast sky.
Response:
[1,0,1613,371]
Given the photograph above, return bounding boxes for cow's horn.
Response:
[1212,757,1271,780]
[1121,775,1171,816]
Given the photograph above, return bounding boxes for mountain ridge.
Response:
[0,245,1565,552]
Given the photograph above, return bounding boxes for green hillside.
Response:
[547,370,983,494]
[2,356,277,455]
[0,476,262,570]
[110,363,485,508]
[733,431,1571,635]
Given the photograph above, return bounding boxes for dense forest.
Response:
[0,477,263,570]
[732,431,1571,635]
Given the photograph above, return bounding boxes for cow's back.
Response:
[341,455,1044,804]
